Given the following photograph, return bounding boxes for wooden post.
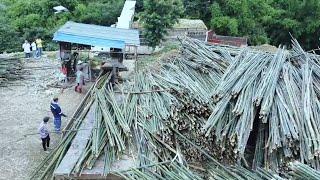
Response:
[122,47,125,64]
[59,42,62,60]
[88,48,92,82]
[134,45,138,74]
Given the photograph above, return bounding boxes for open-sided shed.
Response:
[53,21,140,80]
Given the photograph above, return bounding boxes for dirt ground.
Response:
[0,56,89,179]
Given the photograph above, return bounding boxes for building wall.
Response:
[166,29,207,41]
[206,31,247,47]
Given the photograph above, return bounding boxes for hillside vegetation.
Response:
[0,0,319,52]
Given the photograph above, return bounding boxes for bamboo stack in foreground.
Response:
[31,37,320,179]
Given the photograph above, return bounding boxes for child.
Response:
[38,116,50,152]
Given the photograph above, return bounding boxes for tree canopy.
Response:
[0,0,124,53]
[139,0,184,48]
[207,0,320,49]
[0,0,320,52]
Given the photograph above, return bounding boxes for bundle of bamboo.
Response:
[32,36,320,179]
[289,161,320,179]
[203,38,320,171]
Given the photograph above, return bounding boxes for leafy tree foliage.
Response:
[0,0,124,53]
[209,0,273,45]
[139,0,184,48]
[183,0,213,25]
[73,1,124,26]
[208,0,320,48]
[266,0,320,49]
[0,12,20,53]
[1,0,320,52]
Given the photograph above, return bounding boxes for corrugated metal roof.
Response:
[53,21,140,48]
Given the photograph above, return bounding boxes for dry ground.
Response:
[0,57,89,179]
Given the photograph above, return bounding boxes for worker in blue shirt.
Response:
[50,96,67,133]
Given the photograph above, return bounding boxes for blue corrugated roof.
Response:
[53,21,140,48]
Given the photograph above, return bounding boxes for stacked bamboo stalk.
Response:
[128,37,232,163]
[289,161,320,180]
[117,159,203,180]
[32,36,320,179]
[203,37,320,171]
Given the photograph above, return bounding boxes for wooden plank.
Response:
[54,103,96,176]
[55,152,135,179]
[78,153,135,179]
[62,83,94,134]
[55,173,122,180]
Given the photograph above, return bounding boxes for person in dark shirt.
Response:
[50,96,67,133]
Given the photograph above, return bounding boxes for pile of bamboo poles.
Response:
[32,36,320,179]
[203,38,320,171]
[0,57,23,85]
[289,161,320,179]
[127,37,234,163]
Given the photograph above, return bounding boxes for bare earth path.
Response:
[0,57,88,180]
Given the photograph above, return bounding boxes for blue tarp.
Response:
[53,32,125,49]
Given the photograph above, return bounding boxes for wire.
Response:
[23,127,103,137]
[0,126,104,150]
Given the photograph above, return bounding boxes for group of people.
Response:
[22,38,43,59]
[38,96,67,152]
[38,66,86,152]
[37,49,88,152]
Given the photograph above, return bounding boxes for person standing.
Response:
[75,67,85,93]
[50,96,67,133]
[36,37,43,57]
[38,116,50,152]
[22,40,31,59]
[31,41,37,59]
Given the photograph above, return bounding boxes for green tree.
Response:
[210,0,273,45]
[0,8,20,53]
[267,0,320,49]
[183,0,213,25]
[0,0,125,52]
[139,0,184,48]
[73,0,124,26]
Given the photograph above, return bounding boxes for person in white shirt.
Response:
[31,41,37,59]
[22,40,31,59]
[38,117,50,152]
[75,67,85,93]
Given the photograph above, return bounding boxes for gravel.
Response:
[0,58,87,180]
